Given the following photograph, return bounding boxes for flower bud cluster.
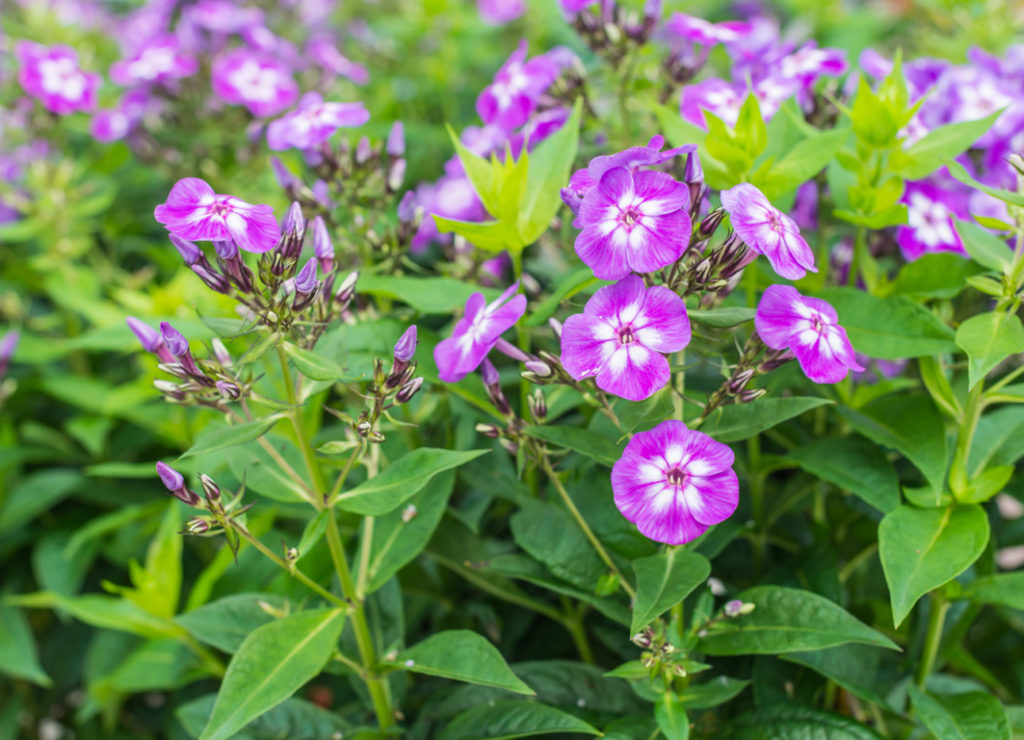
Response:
[570,1,662,65]
[155,462,251,551]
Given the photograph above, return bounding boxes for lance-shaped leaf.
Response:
[630,549,710,634]
[955,311,1024,390]
[386,630,534,695]
[438,700,599,740]
[908,685,1011,740]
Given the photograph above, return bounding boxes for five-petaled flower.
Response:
[561,275,691,401]
[211,49,298,118]
[434,283,527,383]
[755,284,863,383]
[611,420,739,545]
[575,167,691,280]
[721,183,817,280]
[266,91,370,151]
[16,42,100,115]
[154,178,281,254]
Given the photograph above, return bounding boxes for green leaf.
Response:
[656,692,689,740]
[176,594,289,654]
[908,685,1011,740]
[199,608,346,740]
[510,500,607,592]
[0,605,51,687]
[956,312,1024,389]
[755,128,849,200]
[888,253,983,300]
[525,267,601,327]
[956,220,1012,272]
[688,307,756,328]
[434,216,524,253]
[6,591,182,639]
[178,417,282,460]
[227,436,309,504]
[389,630,534,694]
[698,585,898,655]
[448,124,501,214]
[782,644,890,708]
[99,639,197,693]
[281,342,351,382]
[357,470,456,593]
[131,502,183,619]
[837,395,947,495]
[519,99,582,243]
[522,426,621,467]
[879,504,990,627]
[356,275,500,314]
[0,470,81,537]
[816,287,956,358]
[786,436,899,513]
[677,676,749,710]
[438,700,599,740]
[895,111,1003,179]
[630,549,710,634]
[727,705,885,739]
[947,160,1024,207]
[850,77,899,148]
[178,694,352,740]
[734,93,767,159]
[956,572,1024,610]
[334,448,489,515]
[701,397,833,443]
[961,465,1013,504]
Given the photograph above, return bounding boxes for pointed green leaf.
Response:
[879,504,989,627]
[699,585,898,655]
[896,110,1003,179]
[522,425,622,467]
[438,700,599,740]
[956,571,1024,610]
[701,397,832,443]
[956,220,1012,272]
[0,605,51,687]
[519,99,582,243]
[178,416,282,460]
[433,216,523,253]
[689,307,756,328]
[448,124,500,214]
[908,685,1011,740]
[786,436,899,513]
[334,448,489,515]
[388,630,534,695]
[178,694,352,740]
[728,705,885,739]
[282,342,351,382]
[956,312,1024,389]
[656,692,689,740]
[199,608,346,740]
[947,160,1024,207]
[176,594,289,654]
[630,549,710,634]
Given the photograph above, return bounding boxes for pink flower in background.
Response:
[664,13,753,46]
[680,78,744,128]
[91,109,132,142]
[479,0,526,24]
[612,420,738,545]
[434,283,527,383]
[266,92,369,151]
[16,42,100,115]
[721,183,817,280]
[896,181,969,261]
[575,167,691,280]
[154,177,280,253]
[307,37,369,85]
[476,41,569,131]
[561,276,690,401]
[0,330,20,379]
[755,284,862,383]
[186,0,264,33]
[211,49,298,118]
[110,35,197,86]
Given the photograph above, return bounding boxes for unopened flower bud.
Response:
[393,325,417,363]
[356,136,372,164]
[548,317,563,338]
[127,317,172,361]
[386,121,405,157]
[727,368,755,394]
[186,518,211,534]
[293,258,318,308]
[693,258,712,283]
[156,461,200,506]
[335,271,359,306]
[699,208,724,237]
[356,420,372,437]
[481,358,500,387]
[312,217,334,274]
[214,240,239,260]
[395,376,423,404]
[211,338,232,367]
[159,322,189,358]
[192,264,232,294]
[475,423,501,439]
[157,362,190,379]
[153,379,182,394]
[199,473,221,502]
[282,202,305,243]
[528,389,547,420]
[271,156,297,190]
[216,380,241,400]
[388,158,406,191]
[170,235,203,265]
[738,387,767,403]
[524,358,553,378]
[493,337,529,362]
[369,430,386,443]
[397,191,418,223]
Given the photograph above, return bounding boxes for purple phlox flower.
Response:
[185,0,264,33]
[410,175,488,252]
[0,329,20,377]
[170,234,203,265]
[110,34,197,86]
[896,180,970,261]
[91,109,132,142]
[156,461,200,506]
[479,0,526,25]
[294,258,318,293]
[664,13,753,47]
[755,284,863,384]
[561,275,691,401]
[16,42,100,115]
[476,41,570,131]
[778,43,847,83]
[307,37,369,85]
[562,136,694,217]
[266,91,369,151]
[611,420,738,545]
[575,166,691,280]
[434,282,527,383]
[312,216,334,272]
[127,316,175,363]
[394,325,418,363]
[558,0,598,11]
[154,177,280,254]
[721,183,817,280]
[791,181,818,231]
[853,354,907,384]
[680,78,745,129]
[858,48,892,79]
[211,49,298,118]
[242,26,302,69]
[387,121,405,157]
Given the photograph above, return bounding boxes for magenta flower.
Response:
[154,178,280,254]
[897,181,969,261]
[680,79,745,129]
[266,92,369,151]
[0,329,20,379]
[755,285,863,384]
[110,35,198,86]
[16,42,100,115]
[211,49,298,118]
[575,167,691,280]
[611,420,738,545]
[561,276,690,401]
[721,183,817,280]
[476,41,568,131]
[664,13,753,46]
[434,283,527,383]
[307,37,369,85]
[91,109,132,142]
[478,0,525,24]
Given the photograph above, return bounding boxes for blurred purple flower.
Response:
[561,275,690,401]
[476,41,568,131]
[479,0,525,24]
[721,183,817,280]
[266,91,369,151]
[576,167,691,279]
[664,13,753,46]
[211,49,298,118]
[127,317,174,362]
[612,420,738,545]
[154,177,280,254]
[755,285,862,384]
[91,109,132,142]
[0,330,20,378]
[307,37,369,85]
[110,34,198,86]
[434,283,527,383]
[897,180,969,261]
[186,0,264,33]
[16,42,100,115]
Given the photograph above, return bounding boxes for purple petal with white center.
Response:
[560,313,616,380]
[754,284,806,350]
[595,342,670,401]
[632,285,691,353]
[722,183,817,280]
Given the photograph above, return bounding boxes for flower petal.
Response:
[595,343,670,401]
[754,284,806,350]
[560,313,616,380]
[633,285,691,353]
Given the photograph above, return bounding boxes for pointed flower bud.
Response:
[283,201,305,243]
[216,380,241,400]
[199,473,221,502]
[481,357,500,387]
[159,322,189,358]
[393,325,417,363]
[170,235,203,265]
[335,270,359,306]
[186,518,211,534]
[214,240,239,260]
[127,317,162,353]
[294,258,318,294]
[211,338,232,366]
[524,358,553,378]
[386,121,405,157]
[312,216,334,273]
[355,135,372,164]
[156,461,200,506]
[271,156,297,189]
[395,376,423,404]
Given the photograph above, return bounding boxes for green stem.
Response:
[277,346,327,505]
[540,456,636,601]
[950,380,984,497]
[916,591,950,688]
